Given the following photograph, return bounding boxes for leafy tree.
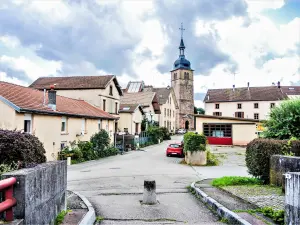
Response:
[194,107,205,115]
[90,129,110,155]
[263,99,300,139]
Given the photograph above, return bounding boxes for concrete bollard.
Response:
[67,157,71,166]
[143,180,157,204]
[285,172,300,224]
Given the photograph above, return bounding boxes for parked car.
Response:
[166,143,184,157]
[177,129,187,134]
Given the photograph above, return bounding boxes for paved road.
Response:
[68,136,238,224]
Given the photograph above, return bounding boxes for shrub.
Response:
[263,99,300,139]
[246,138,286,183]
[0,162,18,176]
[160,127,171,140]
[98,146,119,158]
[183,132,207,153]
[90,129,110,156]
[212,176,262,187]
[78,141,95,160]
[147,126,163,144]
[0,129,46,168]
[206,151,220,166]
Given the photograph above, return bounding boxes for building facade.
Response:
[0,82,117,161]
[204,84,289,120]
[30,75,123,115]
[118,104,144,134]
[171,36,194,130]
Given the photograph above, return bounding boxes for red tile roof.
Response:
[29,75,123,96]
[204,86,288,103]
[0,81,117,119]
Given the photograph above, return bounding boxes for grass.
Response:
[95,216,104,223]
[55,210,72,225]
[212,176,262,187]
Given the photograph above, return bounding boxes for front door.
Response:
[135,123,139,134]
[185,120,189,130]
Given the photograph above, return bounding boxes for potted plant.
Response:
[183,132,207,166]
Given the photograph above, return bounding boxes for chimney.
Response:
[233,84,235,92]
[48,84,57,111]
[277,81,281,88]
[247,82,250,90]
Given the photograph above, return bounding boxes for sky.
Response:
[0,0,299,108]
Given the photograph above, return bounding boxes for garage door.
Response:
[203,124,233,145]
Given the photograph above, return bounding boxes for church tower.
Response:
[171,23,194,130]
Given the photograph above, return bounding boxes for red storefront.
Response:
[203,123,233,145]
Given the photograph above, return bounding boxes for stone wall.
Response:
[270,155,300,189]
[2,161,67,225]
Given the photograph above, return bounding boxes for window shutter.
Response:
[235,112,238,117]
[241,112,244,118]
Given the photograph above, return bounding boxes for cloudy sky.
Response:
[0,0,299,107]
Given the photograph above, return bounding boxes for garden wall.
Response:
[1,161,67,225]
[270,155,300,189]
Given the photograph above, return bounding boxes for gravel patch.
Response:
[221,185,284,210]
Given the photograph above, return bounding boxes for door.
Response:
[135,123,139,134]
[185,121,189,130]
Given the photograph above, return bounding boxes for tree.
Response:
[263,99,300,139]
[194,107,205,115]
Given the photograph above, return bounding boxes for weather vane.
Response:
[179,22,185,39]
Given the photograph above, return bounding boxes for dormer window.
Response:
[109,85,113,96]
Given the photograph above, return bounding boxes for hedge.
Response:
[183,132,207,152]
[246,138,286,183]
[0,129,46,168]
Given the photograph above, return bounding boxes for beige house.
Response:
[30,75,123,116]
[0,81,117,161]
[144,86,178,132]
[204,83,289,120]
[118,104,144,134]
[120,91,161,125]
[195,114,261,146]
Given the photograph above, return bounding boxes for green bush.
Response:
[147,126,163,144]
[206,151,220,166]
[160,127,171,140]
[183,132,207,153]
[257,207,284,225]
[98,146,119,158]
[78,141,95,160]
[263,99,300,139]
[246,138,286,183]
[90,129,110,156]
[212,176,262,187]
[0,162,18,176]
[0,129,46,168]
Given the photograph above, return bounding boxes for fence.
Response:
[0,177,17,221]
[137,131,149,145]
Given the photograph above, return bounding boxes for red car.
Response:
[166,143,184,157]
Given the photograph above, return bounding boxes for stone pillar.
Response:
[285,172,300,224]
[143,180,157,205]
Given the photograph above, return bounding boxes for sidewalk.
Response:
[195,179,277,225]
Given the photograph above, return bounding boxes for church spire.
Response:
[179,23,185,56]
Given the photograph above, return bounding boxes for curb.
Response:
[190,182,251,225]
[73,191,96,225]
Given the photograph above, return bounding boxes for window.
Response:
[124,128,128,133]
[169,97,171,104]
[270,103,275,108]
[254,113,259,120]
[115,102,118,114]
[109,85,113,96]
[61,117,67,133]
[81,118,87,134]
[103,99,106,111]
[184,72,189,79]
[98,120,101,131]
[24,114,32,133]
[60,142,67,151]
[174,73,177,80]
[164,121,166,127]
[173,110,175,117]
[164,108,166,116]
[170,144,181,148]
[215,104,219,109]
[254,103,259,109]
[235,112,244,118]
[167,109,169,117]
[203,124,232,137]
[213,112,222,116]
[237,103,242,109]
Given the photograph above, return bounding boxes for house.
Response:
[194,114,261,146]
[0,81,117,161]
[120,91,161,127]
[30,75,123,115]
[143,86,178,133]
[118,104,144,134]
[204,82,288,120]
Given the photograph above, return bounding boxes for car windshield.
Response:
[170,144,180,148]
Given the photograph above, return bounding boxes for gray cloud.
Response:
[152,0,248,75]
[0,62,32,83]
